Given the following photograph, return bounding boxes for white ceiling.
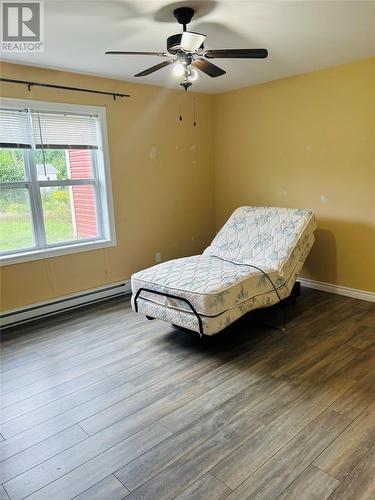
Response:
[2,0,375,94]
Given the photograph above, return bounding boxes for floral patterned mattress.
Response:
[131,206,316,335]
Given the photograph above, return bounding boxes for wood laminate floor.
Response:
[1,288,374,500]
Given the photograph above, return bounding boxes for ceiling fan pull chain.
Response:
[179,95,183,122]
[193,97,196,127]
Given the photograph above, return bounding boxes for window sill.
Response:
[0,239,117,266]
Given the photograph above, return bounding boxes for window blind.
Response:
[31,112,99,149]
[0,108,32,148]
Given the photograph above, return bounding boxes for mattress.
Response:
[131,207,316,331]
[204,206,316,278]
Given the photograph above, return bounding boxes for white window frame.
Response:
[0,98,116,266]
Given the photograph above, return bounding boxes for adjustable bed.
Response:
[131,206,316,336]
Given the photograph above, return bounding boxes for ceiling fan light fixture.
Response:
[187,67,198,81]
[173,63,186,77]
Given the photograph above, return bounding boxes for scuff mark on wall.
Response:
[277,187,288,198]
[148,146,158,161]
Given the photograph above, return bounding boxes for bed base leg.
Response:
[265,281,301,332]
[263,307,286,333]
[290,281,301,304]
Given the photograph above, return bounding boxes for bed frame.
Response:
[133,281,301,337]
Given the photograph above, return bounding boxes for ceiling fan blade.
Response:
[192,59,226,77]
[106,51,169,57]
[134,60,174,77]
[181,31,206,52]
[204,49,268,59]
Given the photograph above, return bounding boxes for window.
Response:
[0,99,115,264]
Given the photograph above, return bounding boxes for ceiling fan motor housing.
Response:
[167,34,204,55]
[167,34,183,54]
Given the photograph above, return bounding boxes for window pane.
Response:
[34,149,93,180]
[0,149,26,182]
[0,188,34,252]
[41,185,98,244]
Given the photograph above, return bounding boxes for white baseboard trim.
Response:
[298,278,375,303]
[1,280,131,329]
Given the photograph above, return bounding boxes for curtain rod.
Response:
[0,78,130,100]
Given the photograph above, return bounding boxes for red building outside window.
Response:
[67,150,97,238]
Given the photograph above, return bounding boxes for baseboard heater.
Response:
[0,281,131,329]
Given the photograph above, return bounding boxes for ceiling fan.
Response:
[106,7,268,91]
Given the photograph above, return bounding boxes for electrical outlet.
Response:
[155,252,161,263]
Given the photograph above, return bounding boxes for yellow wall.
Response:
[214,58,375,292]
[0,62,215,310]
[1,58,374,311]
